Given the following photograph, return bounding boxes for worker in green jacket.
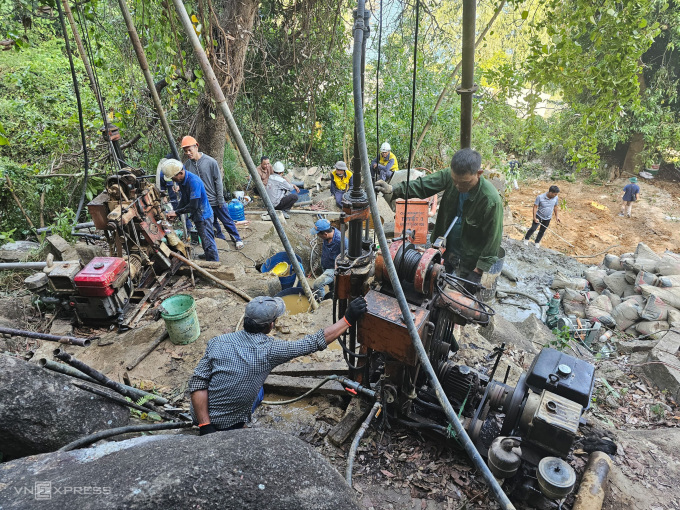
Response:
[375,148,503,292]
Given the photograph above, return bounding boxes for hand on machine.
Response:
[462,270,482,295]
[343,296,368,327]
[374,180,393,196]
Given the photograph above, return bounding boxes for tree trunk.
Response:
[193,0,259,168]
[621,67,648,173]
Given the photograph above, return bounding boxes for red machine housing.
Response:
[74,257,128,297]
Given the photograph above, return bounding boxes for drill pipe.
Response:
[350,0,514,507]
[39,358,168,405]
[572,451,612,510]
[54,349,160,413]
[0,327,90,347]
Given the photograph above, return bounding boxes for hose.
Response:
[351,1,514,507]
[262,376,339,405]
[345,401,381,487]
[58,421,193,452]
[496,287,547,308]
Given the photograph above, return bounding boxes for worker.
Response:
[371,142,399,182]
[163,159,219,262]
[375,148,503,293]
[523,185,561,248]
[256,156,273,187]
[189,295,368,434]
[181,136,244,250]
[157,157,193,233]
[310,218,348,300]
[508,154,519,190]
[620,176,641,218]
[266,161,299,218]
[330,161,353,208]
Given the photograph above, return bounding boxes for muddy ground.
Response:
[1,174,680,509]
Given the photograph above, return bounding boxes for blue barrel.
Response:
[293,188,311,204]
[261,252,304,290]
[227,198,245,221]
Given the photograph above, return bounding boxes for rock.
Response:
[376,195,395,224]
[49,319,73,337]
[192,260,245,281]
[74,242,105,265]
[0,429,360,510]
[0,240,41,262]
[642,330,680,401]
[236,268,282,297]
[596,361,626,383]
[263,225,312,273]
[479,314,538,354]
[45,234,79,262]
[516,314,555,350]
[0,355,129,461]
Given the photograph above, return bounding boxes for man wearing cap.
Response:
[330,161,353,208]
[181,135,244,250]
[620,177,641,218]
[371,142,399,182]
[375,148,503,294]
[523,185,561,248]
[265,161,298,218]
[310,219,348,299]
[189,295,368,434]
[163,159,220,261]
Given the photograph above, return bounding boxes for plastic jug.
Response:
[228,198,245,221]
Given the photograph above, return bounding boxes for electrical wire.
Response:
[55,0,90,228]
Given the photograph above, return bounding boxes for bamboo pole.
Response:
[169,251,252,302]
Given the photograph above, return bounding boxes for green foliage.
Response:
[50,207,76,242]
[0,228,17,243]
[222,146,248,192]
[549,325,572,350]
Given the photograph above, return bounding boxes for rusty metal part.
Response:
[0,326,91,347]
[413,247,441,294]
[572,451,612,510]
[357,289,430,366]
[435,288,490,324]
[126,329,169,371]
[335,272,352,300]
[340,206,370,223]
[168,251,252,302]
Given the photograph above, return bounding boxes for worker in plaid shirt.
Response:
[189,295,367,434]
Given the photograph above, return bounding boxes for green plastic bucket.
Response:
[160,294,200,345]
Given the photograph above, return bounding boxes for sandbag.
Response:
[611,299,642,331]
[622,286,638,298]
[635,320,669,340]
[634,242,661,262]
[640,295,670,322]
[603,271,629,296]
[563,301,586,318]
[585,268,608,292]
[551,271,589,291]
[585,295,616,328]
[624,270,638,285]
[657,274,680,288]
[622,258,658,273]
[667,307,680,326]
[622,294,646,306]
[603,254,622,271]
[640,284,680,310]
[602,289,622,308]
[634,271,658,293]
[657,252,680,276]
[624,324,639,336]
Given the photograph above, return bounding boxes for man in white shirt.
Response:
[523,185,561,248]
[265,162,298,218]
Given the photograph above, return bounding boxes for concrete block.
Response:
[46,234,79,261]
[643,330,680,401]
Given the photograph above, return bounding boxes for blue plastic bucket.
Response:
[227,198,246,221]
[160,294,200,345]
[261,252,304,289]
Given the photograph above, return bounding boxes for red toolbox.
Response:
[74,257,128,297]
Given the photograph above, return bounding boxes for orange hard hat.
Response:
[181,135,198,147]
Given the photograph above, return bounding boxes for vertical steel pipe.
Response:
[117,0,180,161]
[458,0,477,149]
[171,0,318,309]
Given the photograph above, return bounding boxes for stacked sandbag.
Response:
[551,271,589,291]
[576,243,680,341]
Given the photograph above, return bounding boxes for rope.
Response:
[399,0,420,272]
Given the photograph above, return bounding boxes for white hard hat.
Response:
[273,161,285,173]
[380,142,391,152]
[162,159,183,180]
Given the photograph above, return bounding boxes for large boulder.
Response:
[0,429,360,510]
[0,355,129,460]
[0,240,41,262]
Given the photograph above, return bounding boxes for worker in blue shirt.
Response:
[620,176,641,218]
[310,219,348,299]
[162,159,219,262]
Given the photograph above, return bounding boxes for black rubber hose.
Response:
[351,1,514,507]
[56,0,90,229]
[58,421,193,452]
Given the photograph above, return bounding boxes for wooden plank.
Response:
[328,398,371,446]
[263,375,346,396]
[270,362,348,377]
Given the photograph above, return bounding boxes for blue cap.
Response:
[311,218,331,235]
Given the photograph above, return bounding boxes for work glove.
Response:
[374,180,393,196]
[344,296,368,327]
[198,423,218,436]
[463,271,482,295]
